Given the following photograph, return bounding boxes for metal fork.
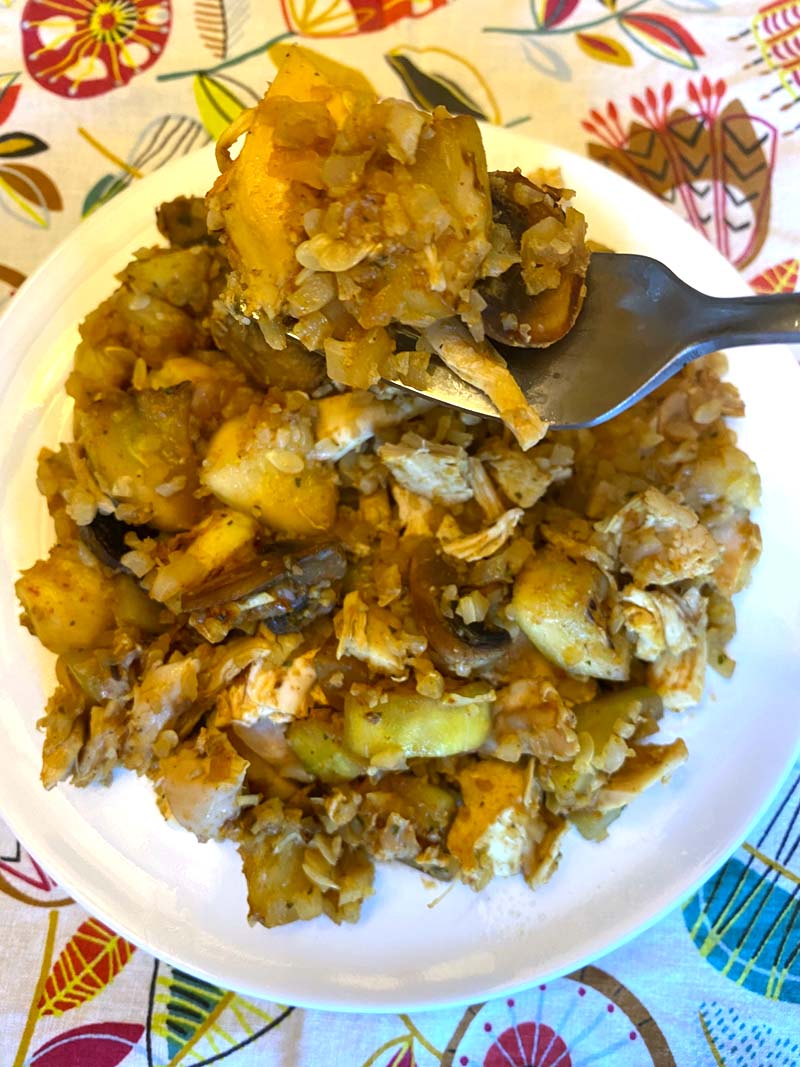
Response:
[389,253,800,429]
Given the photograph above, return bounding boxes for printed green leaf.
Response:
[82,173,130,217]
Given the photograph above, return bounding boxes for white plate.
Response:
[1,127,799,1013]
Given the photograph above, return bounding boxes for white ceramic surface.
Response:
[1,126,799,1013]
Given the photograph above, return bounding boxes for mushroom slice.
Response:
[480,169,589,348]
[183,539,347,635]
[80,512,157,573]
[409,538,509,678]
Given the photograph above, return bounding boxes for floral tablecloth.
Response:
[1,1,799,1064]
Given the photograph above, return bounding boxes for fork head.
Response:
[390,254,706,430]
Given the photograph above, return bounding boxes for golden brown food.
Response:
[206,45,591,448]
[16,52,761,929]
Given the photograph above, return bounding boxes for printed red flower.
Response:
[21,0,171,99]
[485,1023,571,1067]
[280,0,448,36]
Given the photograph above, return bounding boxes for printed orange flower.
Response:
[280,0,448,37]
[21,0,171,98]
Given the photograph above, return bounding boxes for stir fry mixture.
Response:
[16,48,761,928]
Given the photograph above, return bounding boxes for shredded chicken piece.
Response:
[481,439,573,508]
[379,433,472,505]
[484,678,579,763]
[523,813,569,889]
[424,319,547,449]
[216,649,318,726]
[74,701,128,787]
[438,508,524,562]
[194,629,302,706]
[239,826,374,927]
[597,487,719,585]
[335,590,425,675]
[613,585,706,663]
[468,456,504,521]
[312,390,432,462]
[157,727,249,842]
[594,739,688,811]
[125,656,200,773]
[447,759,542,891]
[39,683,87,789]
[647,644,708,711]
[390,483,439,538]
[706,510,762,596]
[539,511,616,573]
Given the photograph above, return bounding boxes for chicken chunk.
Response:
[379,433,472,505]
[313,391,432,462]
[216,650,318,727]
[613,585,706,663]
[597,487,719,586]
[157,727,248,842]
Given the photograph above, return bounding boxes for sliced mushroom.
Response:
[183,539,347,635]
[209,306,325,392]
[409,538,509,678]
[479,170,588,348]
[79,512,157,573]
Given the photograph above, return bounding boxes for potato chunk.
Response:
[512,548,630,680]
[201,399,337,536]
[77,384,201,531]
[16,545,115,655]
[344,686,492,764]
[119,246,221,315]
[287,718,366,783]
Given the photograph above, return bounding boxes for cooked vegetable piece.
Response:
[80,287,199,368]
[113,573,167,633]
[77,384,202,531]
[120,246,221,314]
[570,806,623,842]
[344,686,492,762]
[79,512,157,572]
[480,170,589,348]
[183,539,346,636]
[543,688,660,810]
[409,538,509,677]
[574,687,662,756]
[156,195,216,247]
[66,341,136,409]
[362,774,457,840]
[287,718,366,783]
[512,548,630,680]
[239,828,374,927]
[209,308,325,392]
[201,400,338,536]
[148,509,258,603]
[16,545,115,654]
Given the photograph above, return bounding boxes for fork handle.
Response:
[692,291,800,354]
